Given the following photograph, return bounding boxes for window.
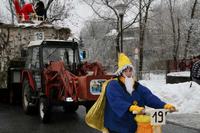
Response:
[43,47,74,66]
[26,47,40,69]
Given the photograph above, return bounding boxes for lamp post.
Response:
[134,48,139,79]
[114,2,127,53]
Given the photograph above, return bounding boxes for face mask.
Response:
[123,74,134,95]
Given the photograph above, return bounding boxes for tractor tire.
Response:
[39,97,51,123]
[9,89,14,104]
[22,79,34,114]
[85,101,95,113]
[63,103,79,113]
[86,105,93,113]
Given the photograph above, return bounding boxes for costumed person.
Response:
[34,0,46,20]
[14,0,36,21]
[85,53,176,133]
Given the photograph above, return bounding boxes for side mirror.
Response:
[21,49,27,58]
[80,50,88,60]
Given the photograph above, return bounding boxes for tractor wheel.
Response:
[86,105,92,113]
[9,89,14,104]
[63,103,79,113]
[85,102,95,113]
[22,79,34,114]
[39,97,51,123]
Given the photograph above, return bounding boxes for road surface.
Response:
[0,103,199,133]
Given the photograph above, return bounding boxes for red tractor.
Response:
[20,40,112,123]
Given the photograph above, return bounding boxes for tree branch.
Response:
[82,0,112,21]
[46,0,54,11]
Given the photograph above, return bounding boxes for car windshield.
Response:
[43,47,74,66]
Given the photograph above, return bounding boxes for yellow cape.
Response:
[85,80,111,133]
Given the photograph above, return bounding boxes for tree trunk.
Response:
[138,0,152,79]
[184,0,197,58]
[168,0,179,70]
[175,18,181,58]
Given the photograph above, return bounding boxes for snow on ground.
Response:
[167,71,190,77]
[139,74,200,114]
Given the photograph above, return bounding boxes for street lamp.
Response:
[134,47,139,79]
[114,1,127,52]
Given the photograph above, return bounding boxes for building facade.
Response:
[0,22,70,88]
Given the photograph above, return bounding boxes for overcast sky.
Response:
[41,0,94,36]
[39,0,94,36]
[67,0,93,37]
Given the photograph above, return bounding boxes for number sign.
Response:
[34,32,44,40]
[150,109,166,125]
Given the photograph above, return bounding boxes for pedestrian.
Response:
[191,56,200,85]
[85,53,176,133]
[189,56,195,81]
[187,57,193,70]
[34,1,46,20]
[178,58,186,71]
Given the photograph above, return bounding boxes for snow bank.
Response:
[167,71,190,77]
[139,79,200,114]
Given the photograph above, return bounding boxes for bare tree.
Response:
[136,0,186,70]
[184,0,198,58]
[138,0,154,78]
[80,19,118,70]
[82,0,141,55]
[167,0,180,68]
[82,0,155,76]
[46,0,73,22]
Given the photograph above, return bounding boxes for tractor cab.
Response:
[26,40,80,74]
[21,40,83,121]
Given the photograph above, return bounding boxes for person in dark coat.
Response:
[104,53,176,133]
[34,1,46,20]
[179,58,186,71]
[191,57,200,85]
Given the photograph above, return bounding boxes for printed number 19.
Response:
[152,111,164,123]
